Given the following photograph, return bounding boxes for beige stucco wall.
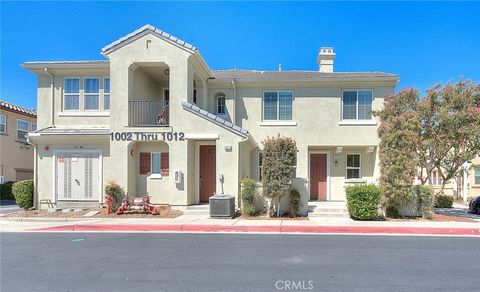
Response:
[36,69,110,129]
[34,138,110,209]
[0,109,36,182]
[27,30,398,212]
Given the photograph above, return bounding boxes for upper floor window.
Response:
[346,154,361,179]
[104,78,110,110]
[84,78,100,110]
[263,91,293,121]
[31,123,37,132]
[17,119,29,141]
[474,166,480,185]
[342,90,373,120]
[217,96,226,115]
[0,114,6,133]
[64,78,80,110]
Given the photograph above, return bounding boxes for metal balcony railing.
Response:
[128,100,169,126]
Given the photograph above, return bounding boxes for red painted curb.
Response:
[30,224,480,235]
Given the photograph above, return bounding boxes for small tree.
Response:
[416,81,480,197]
[261,135,297,217]
[374,89,421,215]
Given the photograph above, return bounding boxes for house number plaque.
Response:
[110,132,185,142]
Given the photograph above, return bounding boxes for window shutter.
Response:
[140,152,151,174]
[161,152,169,175]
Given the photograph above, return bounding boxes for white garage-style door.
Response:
[55,150,102,201]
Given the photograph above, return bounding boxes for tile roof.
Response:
[0,100,37,117]
[181,100,248,138]
[211,69,399,82]
[102,24,198,55]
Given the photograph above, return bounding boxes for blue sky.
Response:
[1,1,479,109]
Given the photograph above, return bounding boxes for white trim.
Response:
[63,77,81,111]
[184,133,219,140]
[0,114,6,133]
[52,148,103,203]
[341,89,374,121]
[308,151,331,201]
[58,112,110,117]
[259,121,297,126]
[16,119,29,141]
[346,153,361,180]
[338,120,377,126]
[262,89,295,122]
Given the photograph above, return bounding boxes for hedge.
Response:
[0,181,16,200]
[346,184,381,220]
[12,180,34,210]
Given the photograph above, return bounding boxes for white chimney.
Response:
[317,47,335,73]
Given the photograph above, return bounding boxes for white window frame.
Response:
[474,166,480,186]
[150,152,162,179]
[341,89,374,121]
[16,119,29,141]
[258,151,263,181]
[217,95,226,115]
[103,77,110,111]
[84,77,100,111]
[346,153,361,179]
[432,170,443,186]
[262,90,294,121]
[0,114,6,133]
[64,77,80,111]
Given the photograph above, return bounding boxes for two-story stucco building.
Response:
[0,101,37,183]
[23,25,398,212]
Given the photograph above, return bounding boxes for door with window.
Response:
[56,151,100,201]
[199,145,216,202]
[310,154,327,200]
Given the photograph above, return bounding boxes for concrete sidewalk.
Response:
[1,214,479,235]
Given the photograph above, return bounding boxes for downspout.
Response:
[44,67,55,127]
[231,78,237,125]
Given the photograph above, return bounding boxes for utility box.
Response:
[209,194,235,218]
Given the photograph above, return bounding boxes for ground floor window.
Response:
[258,152,263,181]
[432,169,443,185]
[346,154,361,179]
[474,166,480,185]
[140,152,169,176]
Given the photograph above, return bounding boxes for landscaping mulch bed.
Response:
[5,206,183,219]
[387,213,477,223]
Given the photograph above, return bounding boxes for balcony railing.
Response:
[128,100,169,127]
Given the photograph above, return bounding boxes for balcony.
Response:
[128,100,169,127]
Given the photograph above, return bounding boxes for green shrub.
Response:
[105,181,125,212]
[261,135,297,216]
[241,178,258,216]
[289,189,301,217]
[413,185,433,218]
[12,180,34,210]
[242,204,256,217]
[435,194,454,208]
[0,181,16,200]
[346,184,381,220]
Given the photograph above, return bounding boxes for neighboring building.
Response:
[0,100,37,182]
[23,25,398,212]
[431,156,480,201]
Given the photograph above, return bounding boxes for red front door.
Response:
[199,145,216,202]
[310,153,327,200]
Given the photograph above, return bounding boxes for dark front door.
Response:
[310,153,327,200]
[199,145,216,202]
